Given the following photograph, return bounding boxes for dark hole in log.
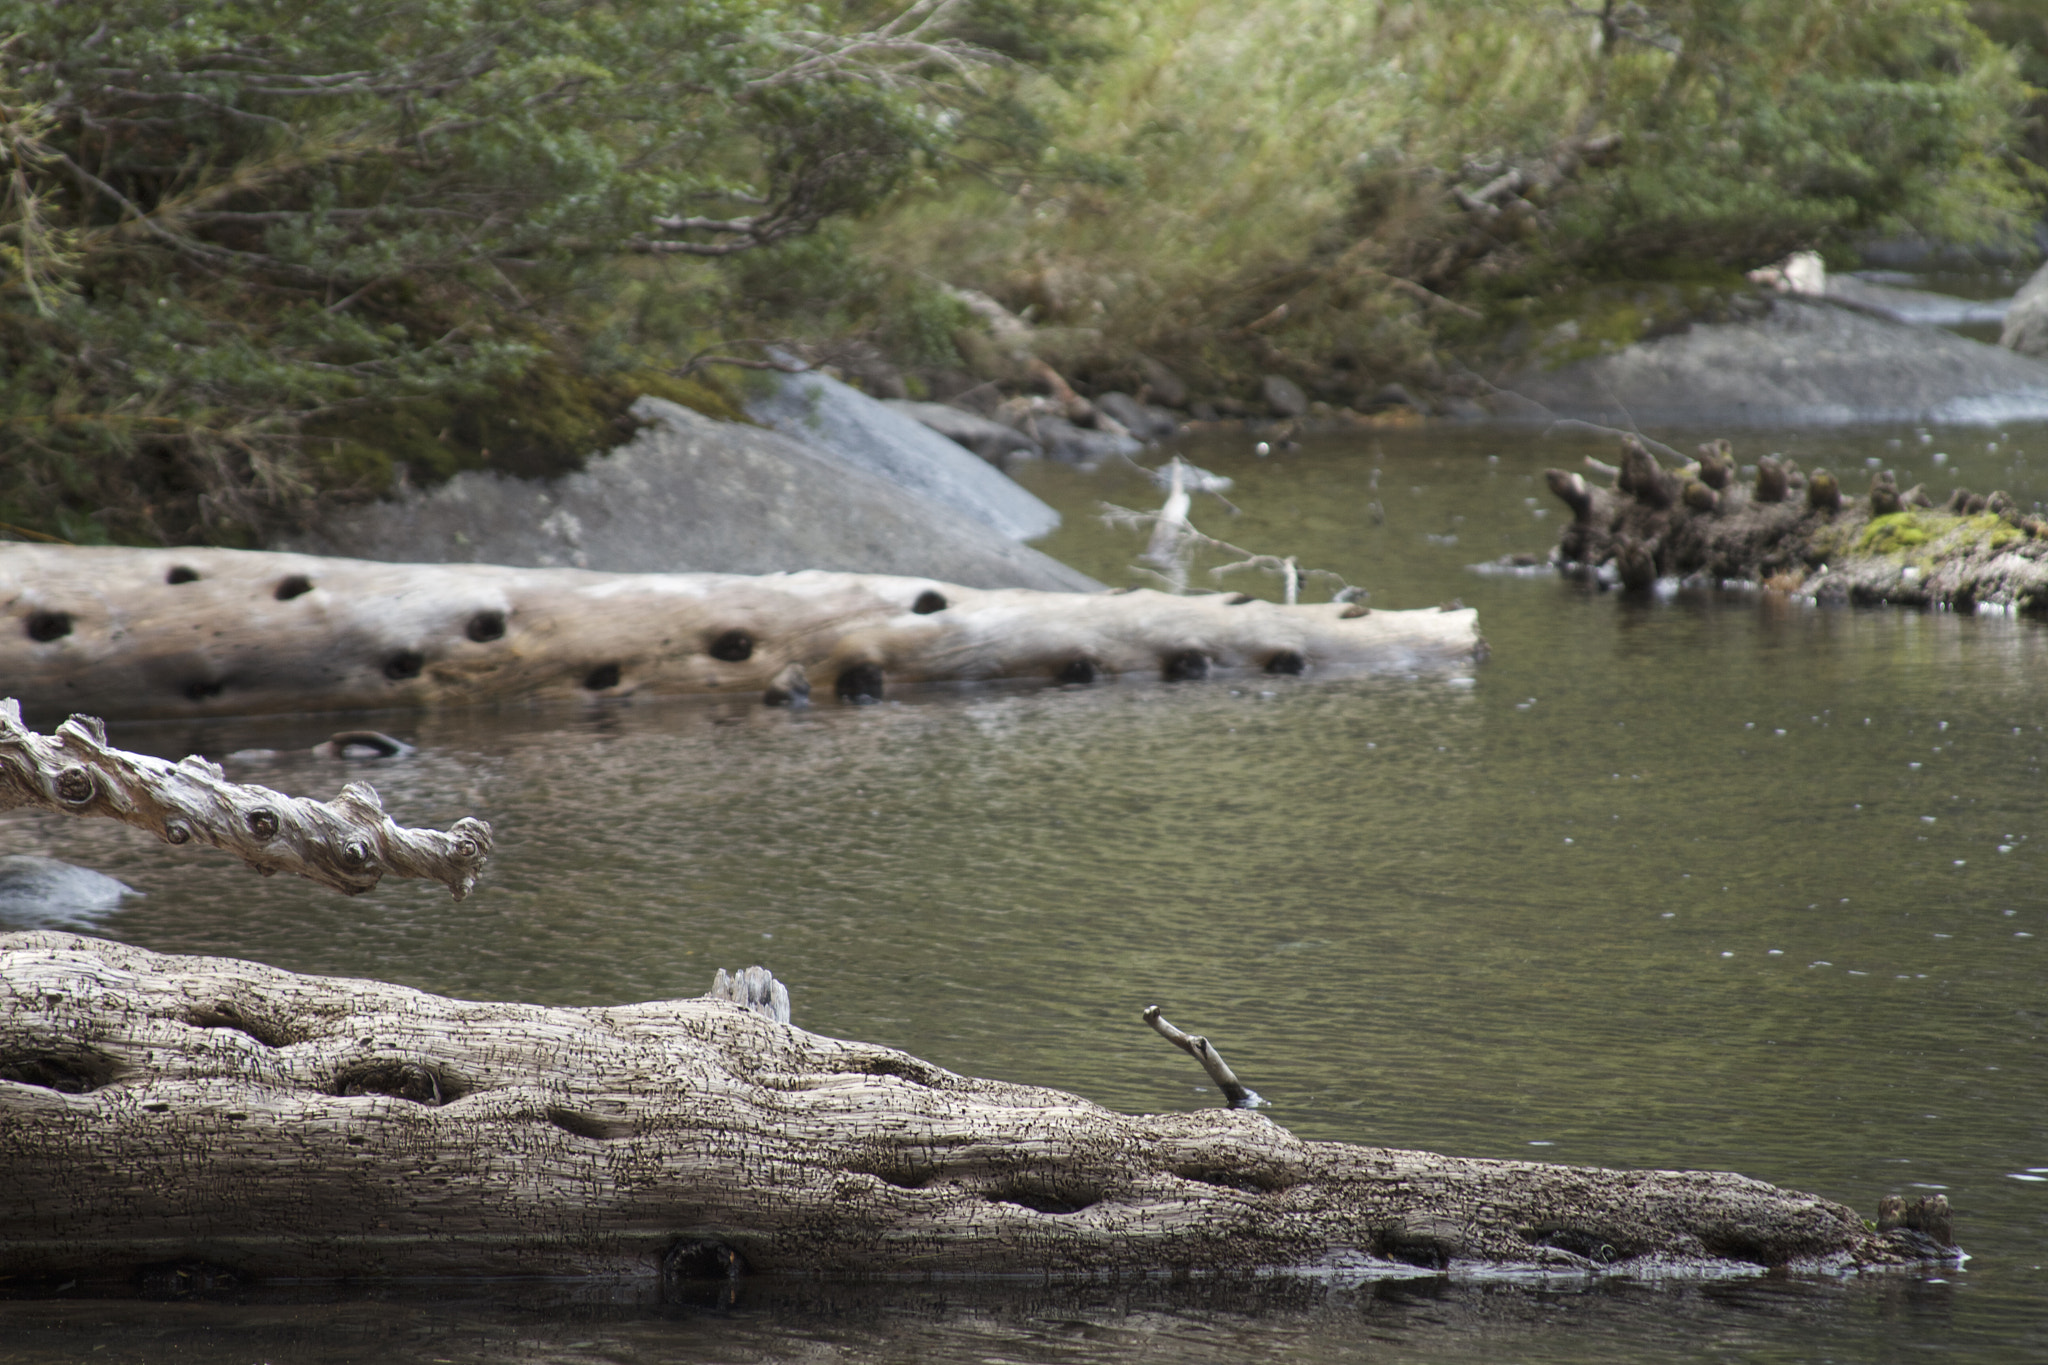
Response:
[334,1060,450,1106]
[0,1050,117,1094]
[185,679,224,702]
[1172,1165,1293,1195]
[850,1055,939,1087]
[274,575,313,601]
[1162,649,1209,682]
[383,650,425,681]
[709,629,754,662]
[663,1239,749,1282]
[1695,1225,1805,1267]
[1264,650,1306,675]
[54,766,94,804]
[466,609,506,642]
[24,610,72,642]
[245,807,280,840]
[584,662,622,690]
[185,1003,296,1048]
[1527,1227,1620,1265]
[545,1106,633,1141]
[1225,593,1255,605]
[912,590,948,614]
[1056,657,1097,685]
[984,1180,1100,1216]
[165,566,201,585]
[837,662,885,703]
[136,1261,242,1300]
[1377,1229,1456,1270]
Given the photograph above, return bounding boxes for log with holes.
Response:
[1,545,1481,721]
[0,933,1956,1283]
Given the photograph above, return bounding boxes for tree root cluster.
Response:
[0,934,1957,1284]
[1544,436,2048,612]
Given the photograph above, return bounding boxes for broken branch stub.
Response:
[0,700,490,899]
[1144,1004,1265,1109]
[0,934,1955,1281]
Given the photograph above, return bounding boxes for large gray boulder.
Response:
[747,366,1061,541]
[1999,259,2048,357]
[277,398,1099,592]
[882,400,1043,463]
[1498,297,2048,427]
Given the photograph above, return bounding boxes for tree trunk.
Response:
[0,933,1953,1284]
[1543,435,2048,611]
[0,546,1480,723]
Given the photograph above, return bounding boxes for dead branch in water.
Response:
[0,700,491,899]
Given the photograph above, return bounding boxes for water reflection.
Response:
[3,420,2047,1361]
[0,1271,2028,1365]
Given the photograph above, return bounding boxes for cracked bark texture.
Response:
[1,546,1482,722]
[0,934,1948,1283]
[0,701,490,900]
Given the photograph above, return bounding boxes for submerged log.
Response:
[0,702,489,899]
[0,545,1481,722]
[1544,436,2048,611]
[0,933,1951,1282]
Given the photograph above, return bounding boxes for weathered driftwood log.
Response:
[0,933,1953,1283]
[0,701,489,899]
[0,545,1482,722]
[1544,436,2048,611]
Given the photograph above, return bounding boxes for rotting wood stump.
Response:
[0,933,1956,1284]
[0,545,1482,723]
[1542,436,2048,612]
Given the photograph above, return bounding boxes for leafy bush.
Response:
[863,0,2038,402]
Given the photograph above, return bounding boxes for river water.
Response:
[3,421,2045,1363]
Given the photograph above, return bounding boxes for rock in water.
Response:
[748,366,1061,542]
[1095,392,1183,442]
[1500,298,2048,426]
[278,399,1098,594]
[882,401,1043,464]
[2000,260,2048,358]
[0,856,135,928]
[1261,374,1309,418]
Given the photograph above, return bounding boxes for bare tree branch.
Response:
[0,699,492,899]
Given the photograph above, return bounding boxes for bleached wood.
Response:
[0,545,1481,721]
[0,701,489,899]
[0,933,1949,1282]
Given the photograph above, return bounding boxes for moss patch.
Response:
[301,360,745,498]
[1857,511,1941,554]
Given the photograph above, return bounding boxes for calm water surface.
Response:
[3,421,2045,1362]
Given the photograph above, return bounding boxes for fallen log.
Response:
[0,932,1954,1283]
[1543,436,2048,611]
[0,701,489,900]
[0,545,1481,722]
